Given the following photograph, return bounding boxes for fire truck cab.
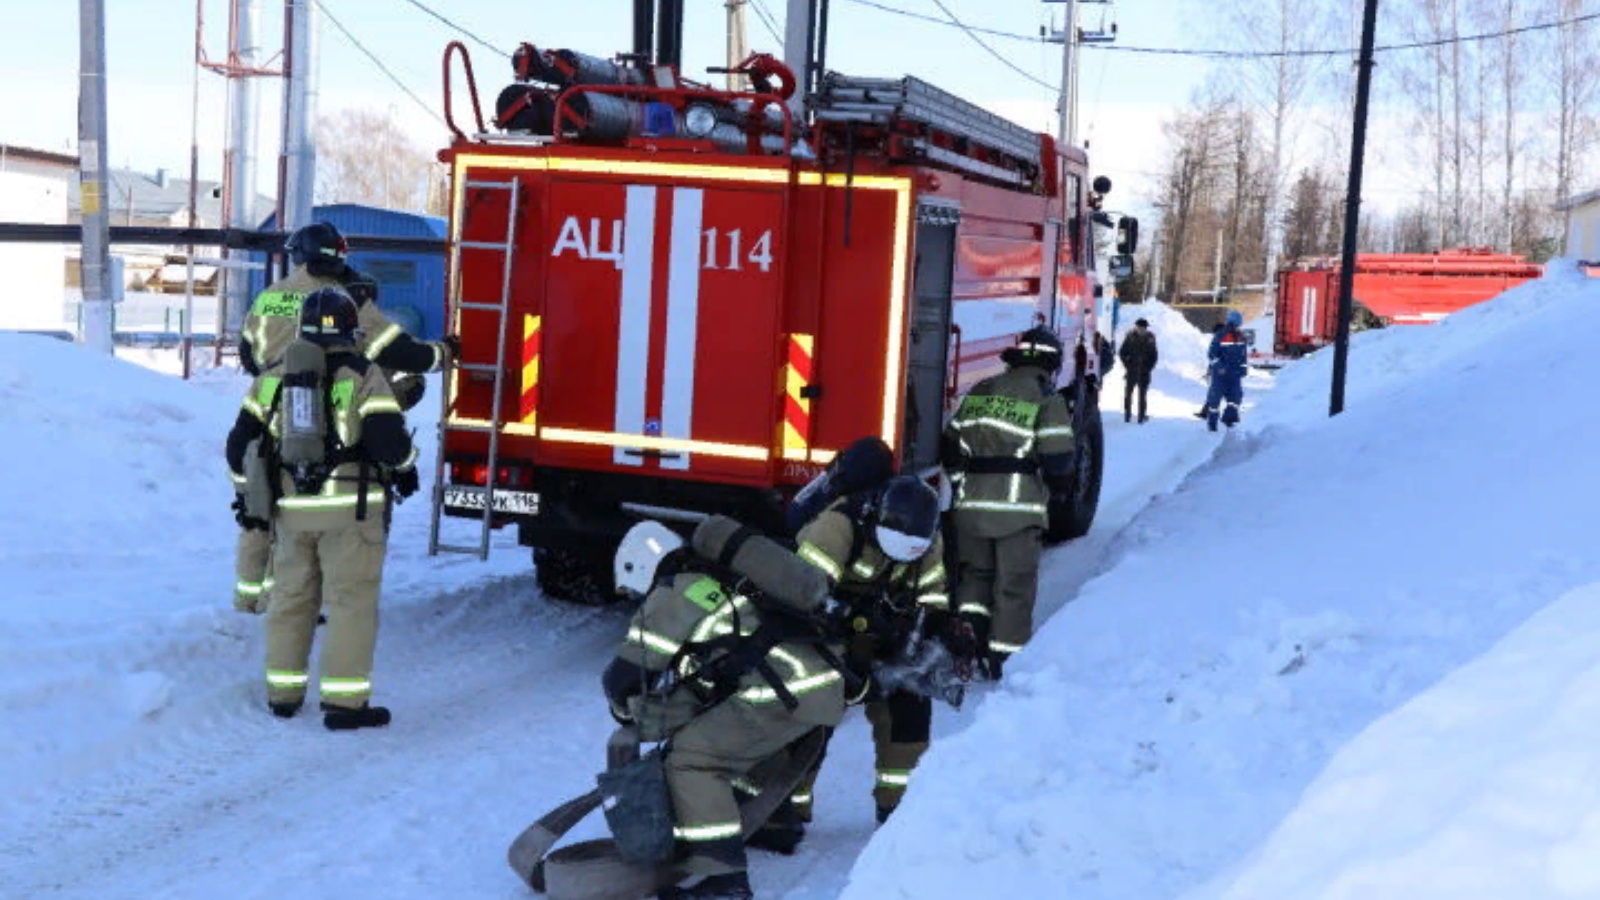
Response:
[428,16,1126,600]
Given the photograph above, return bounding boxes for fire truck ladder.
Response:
[812,73,1042,186]
[428,178,522,561]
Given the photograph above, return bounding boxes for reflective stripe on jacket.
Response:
[616,571,847,729]
[944,365,1074,535]
[795,504,947,610]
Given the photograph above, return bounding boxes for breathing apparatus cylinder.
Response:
[691,515,829,616]
[278,339,328,485]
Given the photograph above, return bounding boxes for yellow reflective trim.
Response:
[359,397,402,417]
[1035,425,1075,438]
[875,769,911,787]
[789,791,813,804]
[918,564,945,588]
[954,500,1048,515]
[673,821,743,842]
[540,427,769,461]
[917,593,949,607]
[797,543,842,581]
[278,490,389,511]
[320,677,372,696]
[364,323,404,358]
[266,670,309,688]
[958,603,991,617]
[954,417,1037,439]
[990,641,1024,655]
[229,471,248,487]
[627,626,683,657]
[236,580,265,597]
[740,670,843,704]
[851,559,876,578]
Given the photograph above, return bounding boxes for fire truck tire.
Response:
[1046,401,1104,545]
[534,547,618,605]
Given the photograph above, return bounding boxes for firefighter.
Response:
[1118,318,1159,424]
[602,518,852,900]
[225,287,419,730]
[229,224,451,613]
[789,476,973,826]
[943,326,1075,680]
[1200,310,1249,432]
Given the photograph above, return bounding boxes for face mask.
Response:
[875,526,931,563]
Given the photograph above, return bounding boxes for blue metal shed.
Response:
[250,204,448,341]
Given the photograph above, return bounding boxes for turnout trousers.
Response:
[788,687,932,820]
[667,700,820,879]
[953,522,1044,658]
[265,516,386,709]
[234,527,274,614]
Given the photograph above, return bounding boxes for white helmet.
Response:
[614,520,684,598]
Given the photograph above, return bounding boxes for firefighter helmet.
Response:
[1001,326,1064,371]
[614,520,684,598]
[285,222,349,268]
[873,476,940,563]
[298,287,360,346]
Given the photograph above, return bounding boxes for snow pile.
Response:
[843,261,1600,899]
[1195,581,1600,900]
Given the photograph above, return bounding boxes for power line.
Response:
[839,0,1600,60]
[925,0,1057,92]
[316,0,446,126]
[393,0,510,59]
[749,0,786,46]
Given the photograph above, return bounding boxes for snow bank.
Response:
[843,261,1600,899]
[1195,581,1600,900]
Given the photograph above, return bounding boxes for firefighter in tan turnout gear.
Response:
[944,326,1076,680]
[789,476,975,828]
[602,517,853,900]
[229,222,452,613]
[226,288,420,730]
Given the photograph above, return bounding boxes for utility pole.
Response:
[1046,0,1078,146]
[783,0,820,110]
[725,0,749,91]
[77,0,114,354]
[224,0,262,335]
[1330,0,1380,417]
[278,0,317,239]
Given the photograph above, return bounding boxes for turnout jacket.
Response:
[225,351,417,531]
[942,364,1075,536]
[240,265,450,378]
[795,500,948,614]
[606,570,849,736]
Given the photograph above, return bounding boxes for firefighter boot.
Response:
[746,801,806,855]
[983,651,1006,682]
[658,871,754,900]
[269,700,302,719]
[876,805,895,825]
[322,702,392,731]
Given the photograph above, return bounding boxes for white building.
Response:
[0,144,76,332]
[1557,189,1600,263]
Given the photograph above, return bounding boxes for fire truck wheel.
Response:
[534,547,619,605]
[1045,400,1104,545]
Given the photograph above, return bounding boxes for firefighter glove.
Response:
[442,334,462,363]
[391,467,420,501]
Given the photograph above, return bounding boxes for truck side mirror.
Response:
[1117,216,1139,255]
[1109,254,1133,280]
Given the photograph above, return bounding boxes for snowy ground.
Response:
[2,306,1236,899]
[844,262,1600,899]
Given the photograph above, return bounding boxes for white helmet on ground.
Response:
[614,520,684,598]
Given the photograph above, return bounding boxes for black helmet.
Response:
[344,269,379,306]
[1135,318,1149,328]
[299,287,360,346]
[874,476,939,563]
[1000,326,1064,371]
[285,221,348,269]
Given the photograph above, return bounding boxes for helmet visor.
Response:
[875,525,932,563]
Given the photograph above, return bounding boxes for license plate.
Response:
[443,486,540,516]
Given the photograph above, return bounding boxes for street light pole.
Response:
[77,0,114,354]
[1330,0,1380,417]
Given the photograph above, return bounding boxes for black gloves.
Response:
[939,615,979,662]
[442,334,462,361]
[393,374,426,412]
[391,467,420,500]
[232,493,269,531]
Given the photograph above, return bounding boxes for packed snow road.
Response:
[2,316,1233,899]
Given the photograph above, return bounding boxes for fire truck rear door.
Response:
[536,171,786,481]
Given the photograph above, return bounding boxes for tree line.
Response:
[1143,0,1598,307]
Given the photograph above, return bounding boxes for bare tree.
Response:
[315,107,442,211]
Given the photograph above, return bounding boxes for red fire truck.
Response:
[1275,248,1542,356]
[427,8,1133,599]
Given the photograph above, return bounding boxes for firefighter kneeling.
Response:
[602,517,861,900]
[225,287,419,730]
[790,476,976,827]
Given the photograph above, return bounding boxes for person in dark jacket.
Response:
[1200,310,1249,432]
[1117,318,1158,423]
